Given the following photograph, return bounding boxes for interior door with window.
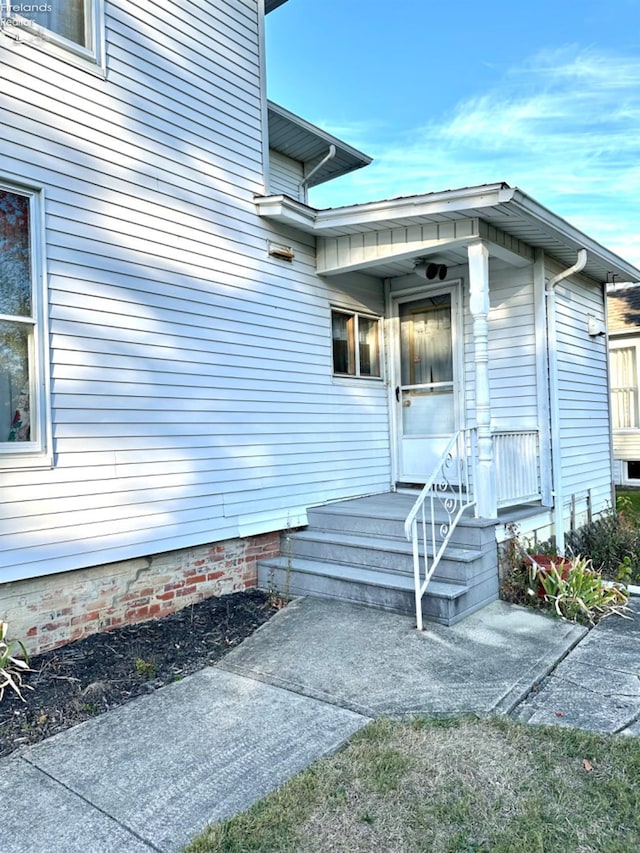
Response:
[394,289,460,482]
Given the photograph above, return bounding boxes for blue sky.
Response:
[266,0,640,270]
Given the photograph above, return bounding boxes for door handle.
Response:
[395,386,400,402]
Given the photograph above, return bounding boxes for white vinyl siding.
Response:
[554,272,612,516]
[268,150,304,200]
[461,265,537,428]
[0,0,392,583]
[463,265,537,431]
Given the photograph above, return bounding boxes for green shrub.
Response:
[565,501,640,583]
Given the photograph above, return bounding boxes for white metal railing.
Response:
[493,430,541,507]
[404,430,476,631]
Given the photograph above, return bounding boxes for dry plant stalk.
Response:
[0,620,33,702]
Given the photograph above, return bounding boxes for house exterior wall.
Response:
[386,257,610,523]
[552,266,613,520]
[0,0,391,608]
[486,266,538,430]
[461,263,537,432]
[268,149,304,199]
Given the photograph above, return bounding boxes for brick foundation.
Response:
[0,531,281,657]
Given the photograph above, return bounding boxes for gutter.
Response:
[299,145,336,199]
[546,248,588,554]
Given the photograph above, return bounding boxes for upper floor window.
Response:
[0,184,50,466]
[331,309,381,378]
[2,1,103,66]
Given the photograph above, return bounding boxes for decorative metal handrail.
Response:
[404,430,476,631]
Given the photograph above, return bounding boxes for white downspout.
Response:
[546,248,588,553]
[299,144,336,201]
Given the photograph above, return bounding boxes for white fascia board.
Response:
[609,329,640,338]
[508,189,640,283]
[254,195,318,232]
[256,184,512,236]
[313,184,513,232]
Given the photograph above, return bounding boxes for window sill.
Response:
[332,374,384,384]
[0,448,53,471]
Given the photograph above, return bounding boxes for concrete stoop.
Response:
[258,492,500,626]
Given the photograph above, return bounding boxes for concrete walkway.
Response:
[2,597,638,853]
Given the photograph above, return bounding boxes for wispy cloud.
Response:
[311,46,640,267]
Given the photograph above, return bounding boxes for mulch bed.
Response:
[0,589,280,758]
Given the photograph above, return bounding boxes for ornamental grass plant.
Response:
[0,621,32,703]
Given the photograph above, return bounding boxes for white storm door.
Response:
[394,289,459,482]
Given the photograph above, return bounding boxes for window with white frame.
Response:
[2,0,103,64]
[0,185,49,462]
[331,309,381,378]
[610,343,639,430]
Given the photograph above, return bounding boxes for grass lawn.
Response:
[184,715,640,853]
[617,488,640,516]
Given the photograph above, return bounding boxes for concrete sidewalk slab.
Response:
[515,604,640,734]
[0,757,152,853]
[218,597,586,718]
[4,594,631,853]
[6,668,368,853]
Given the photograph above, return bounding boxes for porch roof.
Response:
[256,183,640,283]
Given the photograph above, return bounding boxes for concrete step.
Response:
[258,492,501,627]
[285,529,494,585]
[307,499,495,550]
[258,556,498,627]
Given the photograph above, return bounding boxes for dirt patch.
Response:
[0,589,280,758]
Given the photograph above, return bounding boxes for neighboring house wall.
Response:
[609,333,640,483]
[608,287,640,485]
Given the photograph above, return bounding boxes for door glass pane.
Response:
[0,190,31,318]
[0,320,32,442]
[399,294,454,436]
[400,294,452,386]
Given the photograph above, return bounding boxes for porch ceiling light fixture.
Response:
[415,261,448,281]
[268,240,295,262]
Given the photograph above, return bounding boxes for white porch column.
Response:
[468,240,498,519]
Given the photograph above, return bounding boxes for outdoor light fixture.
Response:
[415,261,448,280]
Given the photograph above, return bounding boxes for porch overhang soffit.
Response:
[316,219,533,275]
